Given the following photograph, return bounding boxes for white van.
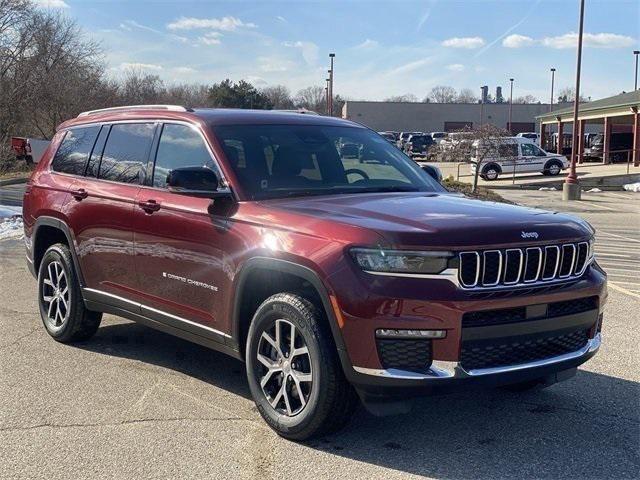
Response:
[470,137,569,180]
[515,132,540,145]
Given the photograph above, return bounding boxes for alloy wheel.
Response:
[256,318,313,416]
[42,261,69,331]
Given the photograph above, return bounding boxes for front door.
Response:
[132,123,237,339]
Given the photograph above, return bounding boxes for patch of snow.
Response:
[623,182,640,192]
[0,205,23,241]
[585,188,602,193]
[538,187,557,191]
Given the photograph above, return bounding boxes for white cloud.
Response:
[502,34,535,48]
[417,7,431,32]
[167,16,257,31]
[199,32,222,45]
[33,0,69,8]
[118,62,163,71]
[388,58,432,76]
[173,66,197,74]
[258,56,295,72]
[542,32,635,49]
[282,41,319,65]
[121,20,162,35]
[354,39,379,49]
[276,16,287,23]
[441,36,485,49]
[446,63,465,72]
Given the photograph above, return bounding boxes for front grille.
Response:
[460,329,589,370]
[462,296,598,328]
[377,338,432,372]
[458,241,590,290]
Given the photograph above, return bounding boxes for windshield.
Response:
[213,124,444,200]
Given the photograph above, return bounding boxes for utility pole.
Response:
[329,53,335,115]
[325,78,330,115]
[550,68,556,111]
[479,86,486,126]
[508,78,514,134]
[634,50,639,90]
[563,0,585,201]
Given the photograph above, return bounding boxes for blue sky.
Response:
[36,0,639,101]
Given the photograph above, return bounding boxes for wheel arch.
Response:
[32,216,85,287]
[232,257,350,368]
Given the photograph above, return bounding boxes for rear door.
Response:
[68,122,156,298]
[132,122,237,338]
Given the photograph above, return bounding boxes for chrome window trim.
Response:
[49,119,234,198]
[523,247,543,283]
[542,245,561,280]
[481,250,502,287]
[502,248,523,285]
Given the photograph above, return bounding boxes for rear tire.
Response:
[482,165,500,181]
[545,160,562,176]
[37,243,102,343]
[245,293,358,441]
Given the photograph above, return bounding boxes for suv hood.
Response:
[263,192,592,248]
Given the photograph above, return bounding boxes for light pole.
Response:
[480,86,486,126]
[329,53,335,115]
[634,50,639,90]
[325,78,330,115]
[508,78,514,134]
[563,0,585,201]
[550,68,556,111]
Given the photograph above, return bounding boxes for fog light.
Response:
[375,329,446,339]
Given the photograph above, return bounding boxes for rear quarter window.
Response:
[51,126,100,175]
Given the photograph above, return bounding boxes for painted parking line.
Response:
[598,231,640,243]
[608,282,640,300]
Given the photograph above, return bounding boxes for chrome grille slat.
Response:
[457,242,591,291]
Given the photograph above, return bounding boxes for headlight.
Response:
[588,236,595,261]
[350,248,454,275]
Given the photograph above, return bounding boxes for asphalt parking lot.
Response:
[0,186,639,479]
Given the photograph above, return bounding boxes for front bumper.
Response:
[330,263,607,397]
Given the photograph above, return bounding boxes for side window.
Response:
[521,143,537,156]
[99,123,155,184]
[498,144,518,158]
[51,126,100,175]
[153,124,220,188]
[85,125,110,178]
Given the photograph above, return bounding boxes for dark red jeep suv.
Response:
[23,105,607,440]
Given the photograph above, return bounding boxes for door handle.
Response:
[71,188,88,200]
[138,199,161,213]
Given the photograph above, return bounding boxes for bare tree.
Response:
[513,94,539,104]
[261,85,294,109]
[557,87,589,103]
[456,88,478,103]
[426,85,457,103]
[384,93,418,102]
[294,85,326,113]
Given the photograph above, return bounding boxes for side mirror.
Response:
[167,166,225,198]
[421,164,443,183]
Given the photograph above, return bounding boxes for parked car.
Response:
[430,132,448,144]
[11,137,51,165]
[585,132,634,162]
[404,134,434,158]
[24,105,605,441]
[471,137,569,180]
[397,131,422,149]
[378,131,397,144]
[339,140,360,158]
[516,132,540,146]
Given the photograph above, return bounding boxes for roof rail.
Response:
[77,105,191,118]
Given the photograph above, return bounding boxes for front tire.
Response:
[545,161,562,176]
[245,293,358,441]
[38,243,102,343]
